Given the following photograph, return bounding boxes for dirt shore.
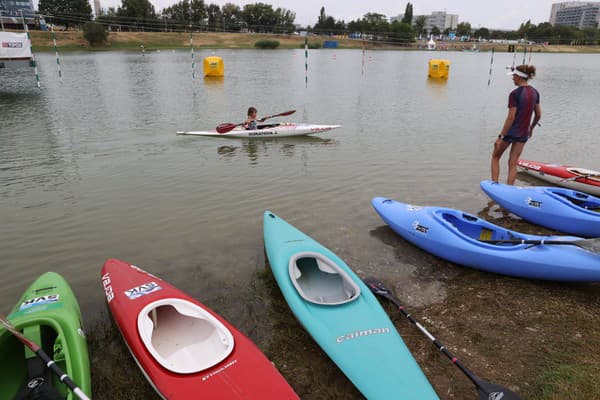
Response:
[86,204,600,399]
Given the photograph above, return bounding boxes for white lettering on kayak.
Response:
[124,281,162,300]
[336,327,391,343]
[102,273,114,303]
[201,359,238,381]
[19,294,60,311]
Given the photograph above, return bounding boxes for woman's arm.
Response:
[529,104,542,136]
[499,107,517,138]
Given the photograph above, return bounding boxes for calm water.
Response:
[1,48,599,397]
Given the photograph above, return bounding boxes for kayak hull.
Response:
[481,180,600,237]
[177,123,340,138]
[372,197,600,281]
[0,272,91,400]
[263,211,439,400]
[102,259,298,399]
[518,159,600,196]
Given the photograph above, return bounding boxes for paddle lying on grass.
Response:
[0,313,91,400]
[363,277,523,400]
[216,109,296,134]
[560,173,600,182]
[480,238,600,253]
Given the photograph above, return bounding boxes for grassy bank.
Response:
[28,30,600,53]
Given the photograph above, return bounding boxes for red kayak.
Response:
[101,259,298,399]
[518,159,600,196]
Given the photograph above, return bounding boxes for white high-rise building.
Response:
[391,11,458,33]
[93,0,101,17]
[549,2,600,28]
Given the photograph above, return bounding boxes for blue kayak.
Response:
[480,180,600,237]
[263,211,440,400]
[371,197,600,281]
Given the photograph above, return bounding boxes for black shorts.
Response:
[502,135,528,143]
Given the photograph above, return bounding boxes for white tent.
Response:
[427,37,436,50]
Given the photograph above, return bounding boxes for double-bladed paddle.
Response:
[216,109,296,134]
[480,238,600,254]
[0,313,91,400]
[363,277,523,400]
[559,173,600,182]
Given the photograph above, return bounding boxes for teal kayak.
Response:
[263,211,439,399]
[0,272,91,400]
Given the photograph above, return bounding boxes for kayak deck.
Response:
[177,123,340,138]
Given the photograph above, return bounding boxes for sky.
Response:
[55,0,556,31]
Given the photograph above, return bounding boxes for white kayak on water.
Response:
[177,123,341,138]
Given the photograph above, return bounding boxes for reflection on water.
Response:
[216,136,337,165]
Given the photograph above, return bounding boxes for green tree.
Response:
[221,2,241,31]
[241,3,278,32]
[162,0,206,26]
[313,6,336,34]
[456,22,472,36]
[39,0,92,29]
[431,25,440,36]
[117,0,157,29]
[389,20,414,43]
[206,3,222,30]
[83,21,107,45]
[274,7,295,33]
[414,15,426,36]
[401,2,412,25]
[474,27,489,38]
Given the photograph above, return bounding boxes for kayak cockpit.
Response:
[549,189,600,212]
[137,298,234,374]
[440,212,522,245]
[288,252,360,305]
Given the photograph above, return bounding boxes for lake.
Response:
[1,48,599,399]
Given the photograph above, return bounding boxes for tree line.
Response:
[38,0,600,44]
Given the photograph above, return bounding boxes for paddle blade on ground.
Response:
[363,277,523,400]
[475,378,522,400]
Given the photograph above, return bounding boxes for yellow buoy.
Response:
[203,56,224,77]
[428,59,450,79]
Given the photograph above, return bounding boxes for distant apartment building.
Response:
[549,2,600,28]
[391,10,458,33]
[0,0,34,17]
[93,0,101,17]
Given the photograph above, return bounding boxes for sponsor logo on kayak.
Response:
[412,221,429,234]
[2,42,24,48]
[125,281,162,300]
[489,392,505,400]
[201,359,237,381]
[19,294,60,311]
[407,205,423,212]
[248,131,277,136]
[336,327,391,343]
[102,273,114,303]
[527,198,542,208]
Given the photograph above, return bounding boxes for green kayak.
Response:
[0,272,91,400]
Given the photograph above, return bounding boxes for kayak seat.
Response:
[289,252,361,306]
[137,299,234,374]
[443,213,498,241]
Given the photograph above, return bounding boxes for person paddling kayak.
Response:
[244,107,266,130]
[491,64,542,185]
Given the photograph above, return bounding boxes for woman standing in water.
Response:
[491,65,542,184]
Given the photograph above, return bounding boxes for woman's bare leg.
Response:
[491,140,510,182]
[507,141,526,185]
